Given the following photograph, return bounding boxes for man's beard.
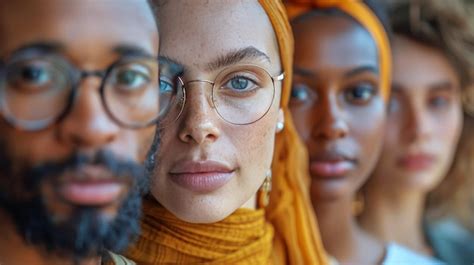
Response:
[0,147,153,261]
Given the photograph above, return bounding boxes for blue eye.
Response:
[159,79,174,93]
[224,76,256,91]
[345,83,376,104]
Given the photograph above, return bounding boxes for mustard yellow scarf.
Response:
[125,198,274,264]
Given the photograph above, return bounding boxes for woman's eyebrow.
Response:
[205,46,271,71]
[344,65,379,78]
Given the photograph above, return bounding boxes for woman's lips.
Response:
[169,160,234,193]
[397,153,436,171]
[309,153,355,178]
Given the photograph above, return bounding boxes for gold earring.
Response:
[258,170,272,208]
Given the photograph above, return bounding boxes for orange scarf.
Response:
[126,197,273,264]
[260,1,328,264]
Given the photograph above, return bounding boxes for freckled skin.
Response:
[153,0,284,224]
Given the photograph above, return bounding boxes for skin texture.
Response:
[359,35,463,255]
[153,0,284,224]
[290,15,386,264]
[0,1,158,264]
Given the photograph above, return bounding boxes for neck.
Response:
[0,210,101,265]
[359,184,431,255]
[313,195,384,264]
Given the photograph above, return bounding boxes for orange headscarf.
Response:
[260,1,328,264]
[285,0,392,100]
[267,0,392,264]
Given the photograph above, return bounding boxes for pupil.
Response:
[22,67,44,81]
[119,71,136,84]
[291,88,306,100]
[232,78,248,90]
[354,88,367,98]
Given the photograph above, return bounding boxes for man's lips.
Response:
[56,166,128,206]
[397,153,436,171]
[309,153,356,178]
[169,160,235,193]
[59,180,126,206]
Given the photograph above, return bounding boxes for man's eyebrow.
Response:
[344,65,379,78]
[113,44,155,58]
[10,42,64,56]
[206,46,271,72]
[158,55,186,75]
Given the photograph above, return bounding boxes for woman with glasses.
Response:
[358,0,473,264]
[285,0,441,264]
[125,0,328,264]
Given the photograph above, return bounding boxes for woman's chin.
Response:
[167,198,242,224]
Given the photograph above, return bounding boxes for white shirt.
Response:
[383,243,445,265]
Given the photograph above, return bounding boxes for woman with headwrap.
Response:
[358,1,474,264]
[285,0,442,264]
[123,0,329,264]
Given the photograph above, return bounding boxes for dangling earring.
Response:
[276,122,284,133]
[352,191,365,216]
[258,170,272,208]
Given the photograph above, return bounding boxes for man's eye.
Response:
[116,70,149,89]
[20,65,50,85]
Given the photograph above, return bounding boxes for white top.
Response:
[383,243,445,265]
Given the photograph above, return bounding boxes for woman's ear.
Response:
[276,108,285,133]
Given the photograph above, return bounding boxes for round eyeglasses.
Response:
[158,64,284,126]
[0,54,163,131]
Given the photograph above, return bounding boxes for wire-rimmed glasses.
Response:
[0,53,162,131]
[158,63,284,126]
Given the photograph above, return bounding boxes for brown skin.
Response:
[359,35,463,255]
[153,0,284,224]
[290,15,386,264]
[0,1,158,264]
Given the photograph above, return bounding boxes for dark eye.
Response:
[428,95,450,109]
[115,69,149,90]
[345,83,376,104]
[8,63,56,93]
[290,83,313,102]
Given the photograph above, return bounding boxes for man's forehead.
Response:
[0,0,158,59]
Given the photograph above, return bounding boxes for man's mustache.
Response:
[24,149,148,194]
